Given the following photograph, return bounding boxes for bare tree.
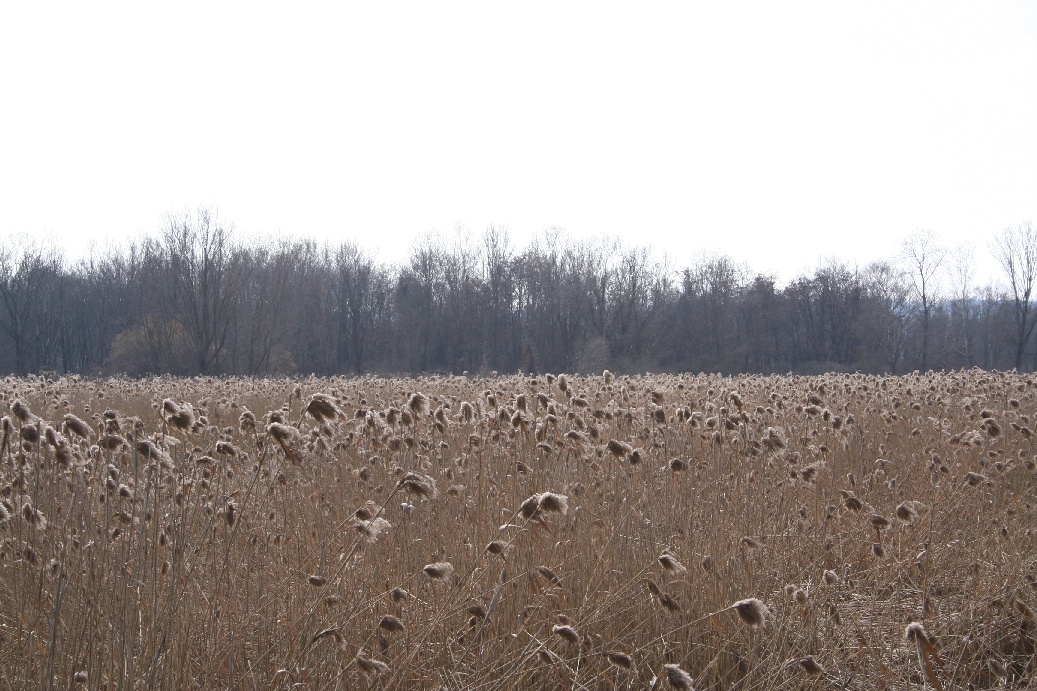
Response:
[902,229,946,371]
[161,208,248,374]
[947,244,977,366]
[863,261,912,373]
[991,222,1037,371]
[0,237,63,374]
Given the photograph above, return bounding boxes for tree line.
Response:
[2,209,1036,377]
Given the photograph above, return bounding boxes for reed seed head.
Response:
[663,663,695,689]
[731,598,770,627]
[422,561,454,580]
[552,624,580,644]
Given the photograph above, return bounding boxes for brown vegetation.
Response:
[1,369,1036,688]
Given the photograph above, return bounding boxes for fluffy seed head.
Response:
[534,565,561,585]
[11,399,32,424]
[663,663,695,689]
[904,621,933,644]
[398,472,438,499]
[895,502,919,524]
[422,561,454,580]
[407,393,427,415]
[22,502,47,530]
[305,394,341,423]
[378,615,405,633]
[869,514,891,530]
[964,472,986,487]
[799,656,824,675]
[355,653,388,676]
[552,624,580,644]
[63,413,92,439]
[658,553,687,573]
[732,598,770,627]
[355,517,392,543]
[537,492,568,515]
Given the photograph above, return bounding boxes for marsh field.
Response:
[1,370,1035,690]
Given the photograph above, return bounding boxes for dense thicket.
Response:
[1,211,1034,376]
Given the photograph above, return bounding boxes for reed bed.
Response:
[1,370,1035,689]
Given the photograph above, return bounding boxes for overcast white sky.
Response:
[2,2,1035,285]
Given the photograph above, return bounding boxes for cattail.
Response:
[305,394,342,423]
[118,484,134,500]
[793,588,809,607]
[667,457,688,472]
[869,514,891,530]
[355,517,392,543]
[872,543,886,559]
[22,502,47,530]
[389,587,410,603]
[538,492,569,515]
[535,565,561,585]
[842,492,864,512]
[354,501,382,521]
[519,495,541,519]
[552,624,580,645]
[239,409,256,433]
[407,393,427,415]
[267,422,297,444]
[823,569,841,585]
[20,423,39,444]
[659,593,682,612]
[422,561,454,580]
[904,621,933,644]
[398,472,438,499]
[11,399,32,424]
[606,651,633,671]
[0,501,10,523]
[355,653,388,676]
[741,536,761,549]
[135,438,169,463]
[378,614,405,633]
[798,656,824,675]
[663,663,695,689]
[63,413,92,439]
[731,598,770,627]
[895,502,919,524]
[98,433,126,451]
[658,553,687,573]
[964,472,986,487]
[73,671,88,684]
[311,626,344,646]
[485,540,506,555]
[989,658,1008,678]
[307,575,327,587]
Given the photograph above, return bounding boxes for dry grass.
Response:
[1,370,1036,689]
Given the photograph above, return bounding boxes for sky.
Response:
[2,1,1035,286]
